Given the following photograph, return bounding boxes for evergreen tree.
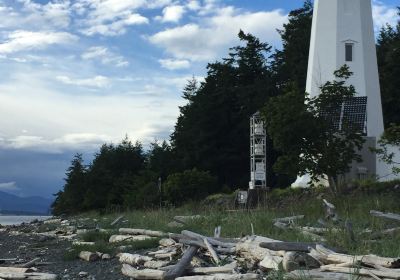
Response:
[83,138,146,210]
[171,31,276,189]
[147,140,179,180]
[52,154,87,215]
[377,10,400,126]
[272,0,313,92]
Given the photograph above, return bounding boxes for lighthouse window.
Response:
[345,43,353,62]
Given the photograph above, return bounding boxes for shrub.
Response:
[163,169,219,206]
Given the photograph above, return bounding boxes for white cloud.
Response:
[0,68,185,154]
[0,181,20,192]
[186,0,201,11]
[158,5,185,23]
[75,0,149,36]
[0,0,71,29]
[0,30,78,54]
[0,133,112,153]
[56,75,110,88]
[145,0,173,9]
[149,7,287,61]
[81,12,149,36]
[159,58,190,70]
[372,1,398,30]
[82,46,129,67]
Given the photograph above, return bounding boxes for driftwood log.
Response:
[121,264,165,280]
[143,260,170,269]
[190,262,237,275]
[313,245,400,268]
[289,269,373,280]
[0,272,58,280]
[119,228,168,237]
[320,264,400,279]
[323,199,339,221]
[370,210,400,222]
[260,241,318,252]
[110,215,124,226]
[16,258,40,268]
[272,215,305,223]
[258,255,283,270]
[282,252,320,272]
[175,274,261,280]
[0,268,34,274]
[109,234,153,243]
[163,245,199,280]
[203,238,220,264]
[119,253,153,265]
[79,251,99,262]
[159,238,176,247]
[181,230,235,248]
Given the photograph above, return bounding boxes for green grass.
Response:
[118,238,161,251]
[80,230,114,243]
[74,185,400,259]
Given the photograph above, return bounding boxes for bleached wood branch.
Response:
[119,228,168,237]
[203,238,220,265]
[272,215,305,223]
[175,274,261,280]
[109,234,153,243]
[121,264,165,280]
[370,210,400,222]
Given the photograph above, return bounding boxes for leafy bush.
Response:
[163,169,219,206]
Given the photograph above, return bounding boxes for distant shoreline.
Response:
[0,210,50,216]
[0,215,51,226]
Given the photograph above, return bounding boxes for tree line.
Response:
[52,2,400,214]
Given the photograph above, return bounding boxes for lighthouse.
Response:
[298,0,399,183]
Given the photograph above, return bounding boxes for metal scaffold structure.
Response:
[249,111,266,190]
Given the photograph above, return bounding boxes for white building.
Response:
[294,0,399,186]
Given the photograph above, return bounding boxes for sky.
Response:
[0,0,398,199]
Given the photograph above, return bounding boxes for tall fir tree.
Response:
[52,154,87,215]
[376,9,400,126]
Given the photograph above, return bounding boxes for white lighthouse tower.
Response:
[303,0,399,182]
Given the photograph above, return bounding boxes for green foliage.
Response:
[83,137,146,210]
[273,0,313,92]
[264,66,365,193]
[52,154,87,215]
[80,231,113,243]
[123,169,160,209]
[163,169,219,206]
[375,124,400,174]
[377,11,400,127]
[171,30,290,189]
[148,140,179,180]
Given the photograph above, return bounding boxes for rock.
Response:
[79,271,89,278]
[102,254,111,260]
[394,184,400,190]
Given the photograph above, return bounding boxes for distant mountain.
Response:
[0,191,53,215]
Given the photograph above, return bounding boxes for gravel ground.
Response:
[0,225,130,280]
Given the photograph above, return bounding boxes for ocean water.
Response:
[0,215,50,226]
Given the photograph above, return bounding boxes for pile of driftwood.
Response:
[111,226,400,280]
